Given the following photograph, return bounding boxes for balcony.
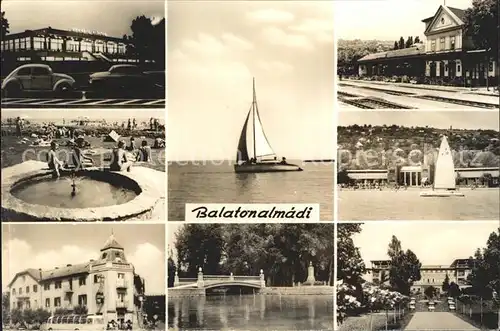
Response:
[115,300,128,309]
[116,279,128,289]
[62,284,74,294]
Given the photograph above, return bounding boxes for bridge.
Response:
[173,268,265,291]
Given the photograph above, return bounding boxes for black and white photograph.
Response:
[336,0,499,110]
[1,1,165,108]
[1,110,166,222]
[167,223,334,330]
[168,1,335,220]
[337,110,499,221]
[337,222,500,331]
[1,223,166,330]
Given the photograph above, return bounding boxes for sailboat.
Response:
[420,135,464,197]
[234,78,303,173]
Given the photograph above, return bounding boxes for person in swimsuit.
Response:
[136,140,152,162]
[47,141,65,177]
[72,137,94,170]
[110,140,133,171]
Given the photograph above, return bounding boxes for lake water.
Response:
[339,188,499,220]
[168,295,334,330]
[168,161,334,221]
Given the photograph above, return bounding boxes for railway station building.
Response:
[368,259,475,294]
[356,5,498,87]
[7,234,147,326]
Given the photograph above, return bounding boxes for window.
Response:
[26,286,29,293]
[431,40,436,52]
[19,288,22,295]
[12,289,16,295]
[33,37,44,50]
[79,277,86,286]
[32,66,50,76]
[54,297,61,307]
[26,301,31,309]
[33,285,37,293]
[440,38,445,51]
[78,294,87,306]
[489,62,494,71]
[450,36,456,50]
[55,281,62,289]
[43,284,50,291]
[22,275,26,281]
[94,275,100,283]
[45,298,50,308]
[102,253,107,259]
[118,273,125,279]
[68,279,73,290]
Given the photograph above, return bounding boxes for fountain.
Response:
[1,160,165,221]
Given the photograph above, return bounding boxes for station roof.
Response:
[348,172,388,180]
[358,44,425,63]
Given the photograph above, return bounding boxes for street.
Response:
[338,80,499,110]
[1,97,165,108]
[405,312,479,330]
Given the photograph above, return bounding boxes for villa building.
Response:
[7,234,144,326]
[368,259,476,294]
[356,5,498,86]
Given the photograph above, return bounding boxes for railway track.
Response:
[415,95,499,109]
[339,83,416,96]
[338,96,414,109]
[338,91,362,98]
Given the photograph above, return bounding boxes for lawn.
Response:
[1,133,165,172]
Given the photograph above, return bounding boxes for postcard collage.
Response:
[1,0,499,330]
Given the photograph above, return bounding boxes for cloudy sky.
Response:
[2,224,165,294]
[1,110,164,124]
[339,111,500,130]
[168,1,335,161]
[353,221,498,268]
[336,0,474,40]
[3,0,165,37]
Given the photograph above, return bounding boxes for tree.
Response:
[393,41,399,50]
[425,286,437,299]
[448,282,461,298]
[167,249,176,288]
[463,0,499,90]
[125,15,165,67]
[398,37,405,49]
[1,11,9,39]
[414,36,421,44]
[387,236,422,295]
[405,36,413,48]
[468,227,500,327]
[73,305,88,315]
[442,274,451,293]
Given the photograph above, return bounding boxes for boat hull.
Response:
[420,190,465,197]
[234,163,303,173]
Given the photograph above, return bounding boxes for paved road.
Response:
[1,98,165,108]
[405,312,479,330]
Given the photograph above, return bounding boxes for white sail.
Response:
[252,104,275,158]
[238,78,276,160]
[433,135,456,190]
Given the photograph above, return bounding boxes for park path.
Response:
[404,312,479,330]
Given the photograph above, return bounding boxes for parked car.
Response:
[88,64,163,95]
[1,64,76,97]
[449,303,456,310]
[409,303,416,310]
[428,301,435,311]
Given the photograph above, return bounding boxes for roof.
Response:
[4,27,126,43]
[41,263,90,281]
[101,234,124,251]
[447,7,466,22]
[358,45,425,63]
[8,263,91,287]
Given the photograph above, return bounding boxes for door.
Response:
[15,67,32,90]
[30,66,52,90]
[429,62,436,77]
[448,60,456,79]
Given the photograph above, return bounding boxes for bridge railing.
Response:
[202,275,261,281]
[177,278,197,283]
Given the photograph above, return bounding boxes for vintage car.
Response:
[88,64,163,94]
[1,64,76,97]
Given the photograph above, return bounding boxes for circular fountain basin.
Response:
[1,161,165,221]
[11,174,138,209]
